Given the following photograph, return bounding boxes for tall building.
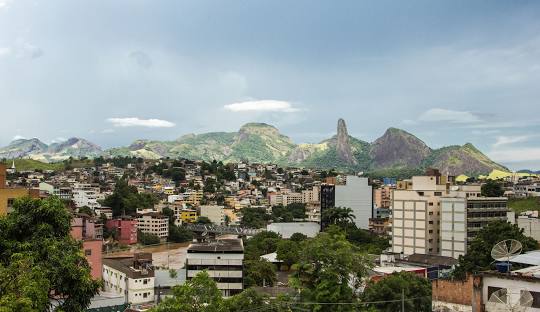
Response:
[440,196,508,258]
[186,239,244,297]
[335,176,373,229]
[320,184,335,230]
[199,205,225,225]
[374,185,393,209]
[391,169,494,257]
[137,212,169,241]
[0,163,40,215]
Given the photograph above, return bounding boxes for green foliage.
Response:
[362,271,432,312]
[271,203,306,222]
[138,230,161,245]
[196,216,212,224]
[290,232,308,242]
[152,271,223,312]
[291,229,372,311]
[276,240,301,268]
[240,207,271,229]
[481,180,505,197]
[321,206,355,227]
[508,197,540,213]
[244,259,277,287]
[77,205,94,216]
[0,197,100,311]
[162,207,175,225]
[168,225,193,243]
[2,159,64,171]
[103,178,157,216]
[453,220,538,279]
[345,226,390,254]
[244,231,282,260]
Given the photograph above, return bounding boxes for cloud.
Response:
[489,148,540,163]
[493,135,533,148]
[418,108,481,123]
[107,117,175,128]
[0,47,11,57]
[0,0,12,10]
[401,119,417,125]
[129,51,152,69]
[224,100,300,113]
[12,135,25,141]
[50,137,67,144]
[0,39,43,59]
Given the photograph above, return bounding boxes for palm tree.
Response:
[322,207,355,225]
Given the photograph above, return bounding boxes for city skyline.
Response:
[1,1,540,169]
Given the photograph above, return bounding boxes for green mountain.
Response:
[0,120,508,176]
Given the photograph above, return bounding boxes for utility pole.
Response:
[401,288,405,312]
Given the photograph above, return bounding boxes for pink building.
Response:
[71,214,103,280]
[106,218,138,245]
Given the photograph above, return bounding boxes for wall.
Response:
[83,240,103,280]
[335,176,372,229]
[0,188,37,215]
[432,275,481,312]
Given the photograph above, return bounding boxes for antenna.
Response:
[491,239,523,264]
[487,288,533,312]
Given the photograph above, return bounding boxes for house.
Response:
[102,253,154,304]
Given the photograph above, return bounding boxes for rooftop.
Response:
[187,238,244,253]
[102,255,155,279]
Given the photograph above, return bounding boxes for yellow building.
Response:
[180,209,198,223]
[0,164,40,215]
[184,191,203,206]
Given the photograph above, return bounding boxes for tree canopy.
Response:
[103,178,157,216]
[453,220,538,279]
[0,197,100,311]
[481,180,505,197]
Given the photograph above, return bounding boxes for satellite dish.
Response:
[487,288,533,312]
[491,239,523,262]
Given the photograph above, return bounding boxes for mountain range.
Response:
[0,119,508,176]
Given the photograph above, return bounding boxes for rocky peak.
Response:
[335,118,357,165]
[369,127,431,168]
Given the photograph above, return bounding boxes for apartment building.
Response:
[137,213,169,240]
[269,192,303,206]
[199,205,225,225]
[0,164,40,215]
[72,183,101,209]
[102,253,154,304]
[302,185,320,204]
[391,170,480,256]
[106,218,138,245]
[186,239,244,297]
[440,197,508,259]
[71,214,103,280]
[320,184,335,230]
[374,185,393,209]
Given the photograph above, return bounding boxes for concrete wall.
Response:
[335,176,372,229]
[432,275,481,312]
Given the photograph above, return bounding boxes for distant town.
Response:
[2,155,540,311]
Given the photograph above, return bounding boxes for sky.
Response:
[1,0,540,170]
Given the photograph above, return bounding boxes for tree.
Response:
[290,232,308,242]
[244,259,277,287]
[453,220,538,279]
[152,271,223,312]
[481,180,505,197]
[196,216,212,224]
[321,206,355,226]
[77,205,94,216]
[244,231,282,260]
[138,230,160,245]
[168,225,193,243]
[276,240,301,268]
[162,207,176,225]
[240,207,271,229]
[0,197,100,311]
[291,226,372,311]
[362,271,432,312]
[222,288,267,312]
[103,178,157,216]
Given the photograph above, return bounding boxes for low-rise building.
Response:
[106,218,138,245]
[137,213,169,240]
[199,205,225,225]
[186,239,244,297]
[0,164,40,215]
[102,253,154,304]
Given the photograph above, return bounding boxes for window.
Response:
[85,249,92,256]
[418,192,424,196]
[143,279,148,285]
[143,292,148,298]
[434,192,442,196]
[488,287,507,304]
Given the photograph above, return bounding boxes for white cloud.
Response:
[107,117,175,128]
[50,137,67,144]
[493,135,533,148]
[401,119,417,125]
[0,47,11,57]
[224,100,300,113]
[0,0,12,10]
[418,108,481,123]
[489,148,540,163]
[12,135,25,141]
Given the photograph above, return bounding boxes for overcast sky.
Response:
[1,0,540,170]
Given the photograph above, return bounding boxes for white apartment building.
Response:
[391,173,481,256]
[269,192,303,206]
[335,176,373,229]
[199,205,225,225]
[518,215,540,241]
[302,185,320,204]
[72,183,101,209]
[186,239,244,297]
[440,197,508,259]
[102,254,154,304]
[137,213,169,240]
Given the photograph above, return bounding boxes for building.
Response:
[106,218,138,245]
[320,184,335,230]
[71,214,103,280]
[440,197,508,259]
[267,222,320,238]
[518,215,540,241]
[369,217,391,235]
[0,163,40,215]
[102,253,155,304]
[302,186,320,204]
[180,209,198,224]
[391,170,481,256]
[186,239,244,297]
[198,205,225,225]
[335,176,373,229]
[374,185,393,209]
[137,213,169,240]
[72,183,101,209]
